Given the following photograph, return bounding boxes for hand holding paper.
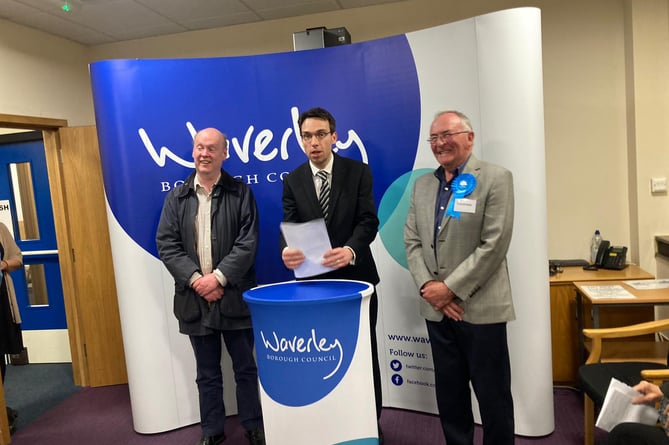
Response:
[596,378,660,432]
[280,219,335,279]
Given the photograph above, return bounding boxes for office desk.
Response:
[574,279,669,363]
[576,280,669,327]
[549,265,654,384]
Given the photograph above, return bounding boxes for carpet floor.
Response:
[4,364,609,444]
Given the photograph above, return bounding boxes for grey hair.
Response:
[434,110,473,131]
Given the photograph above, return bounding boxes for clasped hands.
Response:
[193,273,224,303]
[421,280,464,321]
[282,247,352,270]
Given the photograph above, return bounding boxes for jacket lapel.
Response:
[297,162,325,219]
[327,155,344,219]
[437,156,482,237]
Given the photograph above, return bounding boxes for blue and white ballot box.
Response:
[243,279,378,445]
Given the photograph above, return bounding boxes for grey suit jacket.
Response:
[404,155,516,324]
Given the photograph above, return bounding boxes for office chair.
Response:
[578,318,669,445]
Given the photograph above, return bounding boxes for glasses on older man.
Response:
[427,130,470,145]
[301,131,331,142]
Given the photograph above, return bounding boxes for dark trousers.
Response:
[369,290,382,420]
[189,328,263,436]
[601,422,668,445]
[426,318,514,445]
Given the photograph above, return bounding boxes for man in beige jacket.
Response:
[404,110,515,445]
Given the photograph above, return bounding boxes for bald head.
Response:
[192,127,228,182]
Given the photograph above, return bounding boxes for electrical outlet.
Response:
[651,177,668,193]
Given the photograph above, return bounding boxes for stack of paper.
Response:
[596,377,660,432]
[580,285,636,300]
[624,279,669,290]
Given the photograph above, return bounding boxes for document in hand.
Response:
[596,377,660,432]
[280,219,335,279]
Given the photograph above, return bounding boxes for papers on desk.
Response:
[596,377,659,432]
[624,279,669,290]
[280,219,335,279]
[579,285,636,300]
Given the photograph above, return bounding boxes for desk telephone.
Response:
[584,240,628,270]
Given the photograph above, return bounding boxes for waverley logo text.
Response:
[260,328,343,380]
[138,105,370,169]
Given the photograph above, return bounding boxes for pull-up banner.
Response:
[91,7,554,437]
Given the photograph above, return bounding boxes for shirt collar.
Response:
[434,156,471,182]
[309,155,334,177]
[194,172,221,191]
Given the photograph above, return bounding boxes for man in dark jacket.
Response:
[156,128,264,445]
[281,107,383,442]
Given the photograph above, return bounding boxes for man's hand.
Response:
[421,281,464,321]
[632,381,664,405]
[282,247,305,270]
[193,273,224,303]
[322,247,353,269]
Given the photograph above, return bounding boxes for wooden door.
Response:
[0,115,128,442]
[56,126,127,387]
[0,381,8,444]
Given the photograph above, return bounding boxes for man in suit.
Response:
[404,110,515,445]
[281,107,384,442]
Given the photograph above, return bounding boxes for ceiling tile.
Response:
[137,0,257,24]
[0,0,406,45]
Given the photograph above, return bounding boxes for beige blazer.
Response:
[1,222,23,324]
[404,155,515,324]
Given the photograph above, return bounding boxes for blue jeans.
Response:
[189,328,263,436]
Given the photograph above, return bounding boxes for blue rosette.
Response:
[446,173,477,219]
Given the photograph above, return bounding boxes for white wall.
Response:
[626,0,669,274]
[0,20,93,126]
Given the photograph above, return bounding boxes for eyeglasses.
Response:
[301,131,331,142]
[427,131,470,144]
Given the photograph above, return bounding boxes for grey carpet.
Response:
[4,363,80,431]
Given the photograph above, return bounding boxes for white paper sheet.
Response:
[280,219,335,279]
[624,279,669,290]
[596,377,659,432]
[580,285,636,300]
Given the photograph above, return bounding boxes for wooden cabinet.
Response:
[550,280,581,384]
[550,265,654,385]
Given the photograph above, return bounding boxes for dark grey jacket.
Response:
[156,169,258,334]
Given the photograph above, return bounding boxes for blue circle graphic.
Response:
[377,168,432,269]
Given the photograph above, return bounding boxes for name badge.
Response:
[453,198,476,213]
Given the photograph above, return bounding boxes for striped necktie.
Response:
[316,170,330,220]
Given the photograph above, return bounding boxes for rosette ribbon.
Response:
[445,173,477,220]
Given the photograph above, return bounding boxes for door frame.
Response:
[0,114,73,445]
[0,114,128,444]
[0,114,88,387]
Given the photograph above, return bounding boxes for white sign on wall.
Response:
[0,200,15,237]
